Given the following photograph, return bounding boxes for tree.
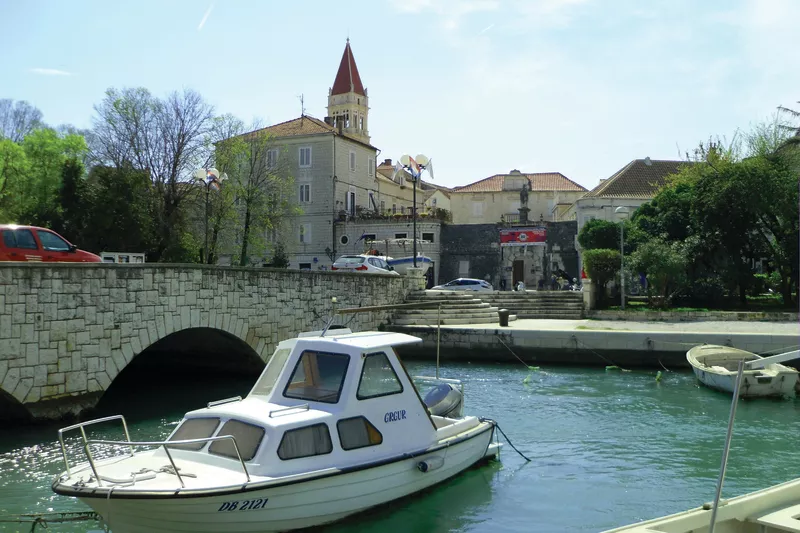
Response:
[0,99,43,142]
[79,164,158,254]
[89,87,214,261]
[583,249,620,306]
[214,121,296,266]
[630,238,688,308]
[577,219,619,251]
[0,128,87,226]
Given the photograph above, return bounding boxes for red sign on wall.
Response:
[500,227,546,246]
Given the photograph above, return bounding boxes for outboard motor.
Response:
[423,383,463,418]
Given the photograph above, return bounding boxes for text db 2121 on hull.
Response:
[52,329,502,533]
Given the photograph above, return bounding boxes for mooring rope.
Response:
[0,511,102,531]
[480,418,531,462]
[570,335,630,371]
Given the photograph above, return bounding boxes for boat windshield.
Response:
[250,347,292,396]
[284,351,350,404]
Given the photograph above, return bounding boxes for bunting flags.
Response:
[390,160,404,182]
[426,158,434,180]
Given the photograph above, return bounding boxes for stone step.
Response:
[485,295,584,301]
[515,312,583,319]
[391,315,518,326]
[394,311,500,319]
[490,303,585,310]
[408,292,480,300]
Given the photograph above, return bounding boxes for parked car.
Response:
[431,278,493,292]
[331,254,399,275]
[0,225,101,263]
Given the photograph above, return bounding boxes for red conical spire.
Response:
[331,39,365,96]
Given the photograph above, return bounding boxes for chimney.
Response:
[383,158,392,166]
[337,120,344,135]
[644,156,652,166]
[510,169,522,175]
[324,116,333,126]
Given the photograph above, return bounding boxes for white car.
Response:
[431,278,493,292]
[331,255,399,275]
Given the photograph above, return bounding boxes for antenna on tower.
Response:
[298,94,306,116]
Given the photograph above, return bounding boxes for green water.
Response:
[1,362,798,533]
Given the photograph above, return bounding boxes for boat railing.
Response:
[57,415,251,489]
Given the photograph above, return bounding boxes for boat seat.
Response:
[710,366,728,373]
[751,503,800,533]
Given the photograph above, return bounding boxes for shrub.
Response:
[578,219,619,250]
[583,249,620,306]
[630,238,688,308]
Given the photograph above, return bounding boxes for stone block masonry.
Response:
[0,264,424,420]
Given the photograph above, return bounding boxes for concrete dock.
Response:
[390,319,800,368]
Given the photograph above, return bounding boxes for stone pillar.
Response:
[404,268,427,291]
[583,278,595,310]
[518,207,530,224]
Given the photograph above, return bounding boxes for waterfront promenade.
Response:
[391,318,800,367]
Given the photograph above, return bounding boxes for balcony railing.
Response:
[501,213,520,224]
[336,208,451,223]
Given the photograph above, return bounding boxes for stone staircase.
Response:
[390,291,518,326]
[480,291,584,319]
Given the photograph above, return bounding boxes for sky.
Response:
[1,0,798,191]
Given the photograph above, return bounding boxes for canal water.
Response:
[1,361,798,533]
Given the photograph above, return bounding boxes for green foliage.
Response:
[577,219,619,251]
[630,239,688,308]
[583,249,621,306]
[266,242,290,268]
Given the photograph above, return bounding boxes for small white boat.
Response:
[52,329,500,533]
[603,477,800,532]
[387,254,433,275]
[687,344,798,398]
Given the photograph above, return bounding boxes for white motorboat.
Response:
[687,344,799,398]
[369,239,433,275]
[52,329,500,533]
[387,254,433,275]
[603,477,800,532]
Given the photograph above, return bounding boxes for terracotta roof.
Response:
[331,40,365,96]
[243,115,377,150]
[452,172,586,193]
[583,159,691,199]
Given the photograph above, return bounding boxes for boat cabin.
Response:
[165,331,467,478]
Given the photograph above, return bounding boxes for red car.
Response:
[0,225,101,263]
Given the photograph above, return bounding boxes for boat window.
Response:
[167,417,221,451]
[250,348,292,396]
[284,351,350,404]
[277,423,333,460]
[357,352,404,400]
[208,419,265,461]
[337,416,383,450]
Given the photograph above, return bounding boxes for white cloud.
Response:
[389,0,499,31]
[28,68,73,76]
[198,3,214,31]
[479,23,495,34]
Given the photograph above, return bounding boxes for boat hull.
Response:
[687,345,798,398]
[66,425,496,533]
[387,256,432,275]
[603,476,800,532]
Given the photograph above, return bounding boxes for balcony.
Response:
[501,213,520,224]
[336,207,452,223]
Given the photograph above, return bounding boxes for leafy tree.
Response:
[57,158,86,238]
[89,87,214,261]
[583,249,620,306]
[630,238,688,308]
[0,128,87,226]
[0,99,43,142]
[577,219,619,251]
[79,164,158,254]
[266,242,290,268]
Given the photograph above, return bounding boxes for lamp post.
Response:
[193,168,222,264]
[398,154,431,268]
[615,206,630,310]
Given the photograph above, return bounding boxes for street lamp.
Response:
[615,206,630,310]
[397,154,432,268]
[193,168,222,264]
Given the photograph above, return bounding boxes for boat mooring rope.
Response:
[481,418,531,462]
[0,511,102,532]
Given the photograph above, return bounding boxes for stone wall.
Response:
[546,221,579,280]
[0,264,423,420]
[440,224,502,286]
[587,310,800,322]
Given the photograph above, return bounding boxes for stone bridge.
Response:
[0,264,422,421]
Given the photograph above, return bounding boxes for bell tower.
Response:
[327,39,370,144]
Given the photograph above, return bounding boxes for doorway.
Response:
[512,260,524,286]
